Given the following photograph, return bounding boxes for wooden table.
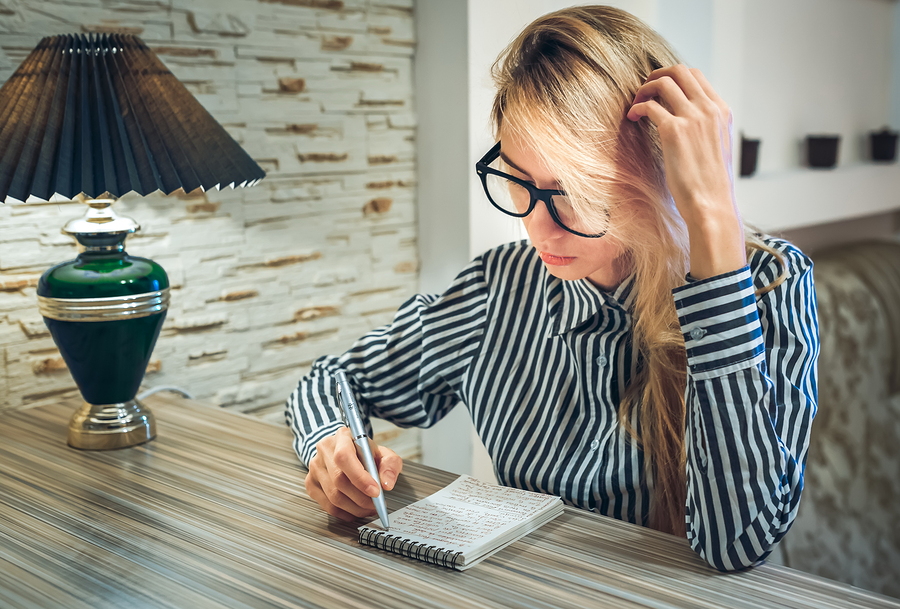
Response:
[1,394,898,609]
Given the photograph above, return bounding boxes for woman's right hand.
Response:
[305,426,403,521]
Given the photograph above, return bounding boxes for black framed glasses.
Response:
[475,141,607,238]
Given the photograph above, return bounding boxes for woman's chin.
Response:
[543,264,586,282]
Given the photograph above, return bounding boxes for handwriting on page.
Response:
[386,477,559,549]
[447,477,556,519]
[390,501,515,548]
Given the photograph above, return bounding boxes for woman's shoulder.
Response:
[747,233,814,291]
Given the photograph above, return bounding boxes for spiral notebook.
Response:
[358,475,564,570]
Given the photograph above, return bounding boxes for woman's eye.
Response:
[514,174,535,186]
[501,165,530,181]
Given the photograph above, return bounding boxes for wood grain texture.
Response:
[1,394,897,609]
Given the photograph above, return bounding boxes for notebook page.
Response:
[359,475,561,554]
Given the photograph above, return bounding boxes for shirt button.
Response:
[595,355,608,366]
[590,439,600,450]
[690,327,707,341]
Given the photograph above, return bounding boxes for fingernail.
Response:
[383,472,395,490]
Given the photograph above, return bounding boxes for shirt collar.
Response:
[546,270,637,336]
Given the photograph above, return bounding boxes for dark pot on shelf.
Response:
[805,135,840,168]
[870,128,898,162]
[740,136,760,177]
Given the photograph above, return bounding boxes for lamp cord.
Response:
[137,386,195,401]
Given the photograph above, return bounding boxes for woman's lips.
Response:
[540,251,576,266]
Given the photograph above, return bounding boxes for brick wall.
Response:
[0,0,421,459]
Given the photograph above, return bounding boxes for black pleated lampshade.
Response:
[0,33,266,204]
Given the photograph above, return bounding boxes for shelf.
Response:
[735,162,900,232]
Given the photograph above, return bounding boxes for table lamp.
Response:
[0,33,265,450]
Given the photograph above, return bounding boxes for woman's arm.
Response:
[628,65,819,569]
[284,255,490,467]
[627,63,747,281]
[673,242,819,570]
[286,255,490,521]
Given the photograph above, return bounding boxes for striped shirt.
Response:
[285,236,819,571]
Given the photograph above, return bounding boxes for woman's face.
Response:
[497,129,628,290]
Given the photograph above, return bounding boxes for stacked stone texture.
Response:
[0,0,421,459]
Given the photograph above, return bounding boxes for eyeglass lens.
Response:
[484,163,590,235]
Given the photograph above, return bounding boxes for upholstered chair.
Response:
[773,240,900,599]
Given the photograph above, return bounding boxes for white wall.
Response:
[414,0,470,296]
[414,0,475,475]
[740,0,892,172]
[735,0,899,231]
[657,0,713,74]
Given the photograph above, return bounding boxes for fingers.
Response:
[644,64,706,101]
[305,470,372,521]
[688,68,733,137]
[628,65,729,125]
[304,427,404,522]
[332,428,380,497]
[688,67,726,105]
[374,444,403,491]
[305,429,376,520]
[623,63,736,221]
[630,76,691,117]
[626,98,670,125]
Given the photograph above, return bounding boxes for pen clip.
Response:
[334,381,349,427]
[334,370,368,440]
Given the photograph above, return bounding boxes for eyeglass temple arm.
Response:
[476,141,502,168]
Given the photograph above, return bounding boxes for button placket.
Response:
[690,327,707,341]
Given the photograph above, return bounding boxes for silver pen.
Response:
[334,370,390,530]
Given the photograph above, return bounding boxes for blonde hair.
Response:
[491,5,786,536]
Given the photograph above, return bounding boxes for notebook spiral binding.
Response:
[359,529,464,569]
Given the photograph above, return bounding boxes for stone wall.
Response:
[0,0,421,459]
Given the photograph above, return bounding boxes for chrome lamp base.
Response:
[67,399,156,450]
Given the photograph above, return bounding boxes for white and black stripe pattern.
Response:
[285,236,819,572]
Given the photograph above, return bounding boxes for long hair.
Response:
[490,5,785,536]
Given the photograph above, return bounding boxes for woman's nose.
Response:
[524,198,566,241]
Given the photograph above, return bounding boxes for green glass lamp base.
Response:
[67,399,156,450]
[36,198,170,451]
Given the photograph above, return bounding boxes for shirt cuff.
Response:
[672,265,765,380]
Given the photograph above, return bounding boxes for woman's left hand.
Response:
[626,64,747,280]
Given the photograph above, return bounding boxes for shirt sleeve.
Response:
[672,243,819,571]
[284,255,490,467]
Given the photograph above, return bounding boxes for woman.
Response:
[285,5,819,572]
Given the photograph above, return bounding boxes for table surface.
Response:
[1,394,898,609]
